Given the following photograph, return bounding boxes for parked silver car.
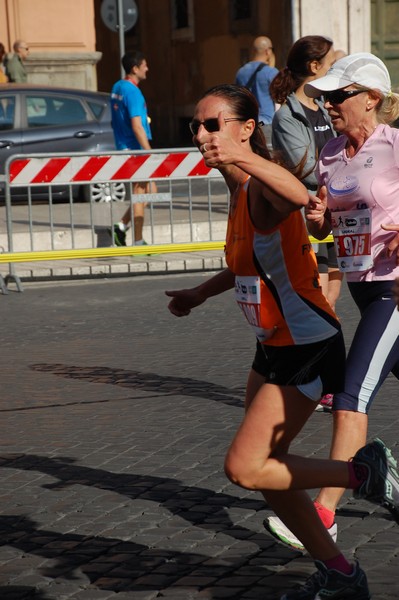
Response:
[0,84,126,202]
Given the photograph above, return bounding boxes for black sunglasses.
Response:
[323,89,367,105]
[189,117,244,135]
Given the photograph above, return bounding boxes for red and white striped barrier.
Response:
[8,151,220,186]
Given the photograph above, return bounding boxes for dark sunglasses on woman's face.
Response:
[189,117,244,135]
[323,88,367,105]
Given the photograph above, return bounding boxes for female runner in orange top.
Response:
[165,84,399,599]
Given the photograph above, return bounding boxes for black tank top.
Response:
[301,104,334,153]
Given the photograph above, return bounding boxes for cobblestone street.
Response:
[0,275,398,599]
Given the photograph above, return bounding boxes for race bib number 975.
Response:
[331,209,372,272]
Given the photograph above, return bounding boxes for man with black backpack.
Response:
[235,36,278,150]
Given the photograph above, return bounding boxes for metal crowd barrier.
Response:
[0,148,230,292]
[0,148,333,294]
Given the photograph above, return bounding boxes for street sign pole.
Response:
[101,0,138,77]
[117,0,125,78]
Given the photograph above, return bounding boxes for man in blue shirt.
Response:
[110,51,155,248]
[235,36,278,150]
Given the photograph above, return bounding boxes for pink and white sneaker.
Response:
[316,394,334,412]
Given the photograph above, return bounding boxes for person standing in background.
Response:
[0,43,8,83]
[110,50,156,250]
[6,40,29,83]
[270,35,343,324]
[235,36,278,147]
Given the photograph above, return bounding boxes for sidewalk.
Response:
[0,250,226,284]
[0,184,228,284]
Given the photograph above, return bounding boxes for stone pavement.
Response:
[0,274,398,600]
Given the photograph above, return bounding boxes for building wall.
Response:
[2,0,396,148]
[371,0,399,88]
[96,0,372,147]
[0,0,100,89]
[114,0,293,147]
[291,0,371,53]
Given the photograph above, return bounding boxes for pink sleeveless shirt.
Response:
[317,124,399,282]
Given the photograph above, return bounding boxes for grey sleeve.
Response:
[271,112,318,190]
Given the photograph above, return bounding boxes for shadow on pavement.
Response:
[0,453,269,540]
[0,513,257,595]
[0,454,303,597]
[29,363,246,408]
[0,587,53,600]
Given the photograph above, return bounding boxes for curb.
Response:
[1,251,226,286]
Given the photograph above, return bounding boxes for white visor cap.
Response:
[305,52,391,98]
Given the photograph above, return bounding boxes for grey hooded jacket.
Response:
[271,93,336,192]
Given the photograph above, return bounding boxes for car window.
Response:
[26,95,89,127]
[0,96,16,131]
[87,100,105,120]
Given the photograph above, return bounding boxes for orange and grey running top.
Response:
[225,178,340,346]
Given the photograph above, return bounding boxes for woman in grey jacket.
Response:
[264,36,344,545]
[270,35,343,314]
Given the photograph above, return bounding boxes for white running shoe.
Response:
[263,515,338,551]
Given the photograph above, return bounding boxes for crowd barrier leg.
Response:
[0,274,8,295]
[5,271,24,293]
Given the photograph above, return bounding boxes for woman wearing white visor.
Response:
[265,52,399,578]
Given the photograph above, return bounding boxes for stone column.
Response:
[25,52,103,90]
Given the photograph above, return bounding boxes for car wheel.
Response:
[83,182,127,202]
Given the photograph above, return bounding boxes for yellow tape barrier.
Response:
[0,235,334,264]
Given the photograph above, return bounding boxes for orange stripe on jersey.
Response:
[225,179,339,346]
